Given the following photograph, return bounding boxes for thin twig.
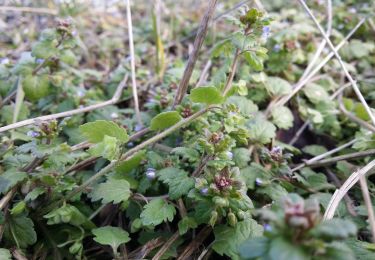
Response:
[196,60,212,87]
[0,187,17,210]
[299,0,332,81]
[324,159,375,220]
[173,0,218,106]
[152,231,180,260]
[294,148,375,170]
[0,75,128,133]
[359,175,375,243]
[177,226,212,260]
[223,48,241,96]
[298,0,375,126]
[125,0,142,126]
[325,168,357,217]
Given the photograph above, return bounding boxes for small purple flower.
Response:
[145,168,156,180]
[134,124,143,132]
[200,187,209,195]
[27,131,40,138]
[77,90,85,97]
[226,151,233,160]
[1,58,10,65]
[348,7,357,14]
[71,30,78,36]
[127,142,134,148]
[255,178,263,186]
[263,223,272,232]
[36,58,45,64]
[262,26,271,40]
[273,44,281,52]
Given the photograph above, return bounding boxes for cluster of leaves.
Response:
[1,1,375,259]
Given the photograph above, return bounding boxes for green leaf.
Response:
[80,120,129,143]
[271,106,294,129]
[88,135,120,160]
[0,171,27,194]
[22,74,50,102]
[150,111,182,131]
[243,51,263,71]
[239,237,269,259]
[140,198,176,226]
[247,116,276,144]
[303,83,330,104]
[233,148,251,168]
[312,219,357,240]
[265,77,292,96]
[157,167,195,199]
[4,215,37,248]
[226,96,258,115]
[90,179,131,204]
[171,147,200,162]
[190,86,224,105]
[31,40,57,59]
[92,226,130,253]
[268,237,308,260]
[115,150,146,174]
[302,145,328,156]
[10,201,26,215]
[0,248,12,260]
[212,219,263,260]
[178,216,198,235]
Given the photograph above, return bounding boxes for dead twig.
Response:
[0,6,58,15]
[0,75,129,133]
[173,0,218,106]
[298,0,375,126]
[152,231,180,260]
[324,159,375,220]
[359,175,375,243]
[177,226,212,260]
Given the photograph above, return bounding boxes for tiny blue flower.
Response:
[255,178,263,186]
[263,223,272,232]
[36,58,45,64]
[77,90,85,97]
[273,44,281,52]
[200,187,209,195]
[262,26,271,40]
[27,131,40,138]
[71,30,78,36]
[226,151,233,160]
[127,142,134,148]
[134,124,143,132]
[1,58,10,65]
[145,168,156,180]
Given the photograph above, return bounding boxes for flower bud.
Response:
[209,211,218,227]
[145,168,156,180]
[228,212,237,227]
[212,196,229,207]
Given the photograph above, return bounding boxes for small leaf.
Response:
[0,171,27,194]
[265,77,292,96]
[90,179,131,204]
[88,135,120,160]
[243,51,264,71]
[4,215,37,248]
[247,116,276,144]
[312,219,357,240]
[303,83,330,104]
[271,106,294,129]
[268,237,308,260]
[115,150,146,174]
[150,111,182,131]
[157,167,195,199]
[178,216,198,235]
[92,226,130,253]
[31,40,57,59]
[212,219,263,260]
[171,147,200,162]
[190,86,224,105]
[302,145,327,156]
[140,198,176,226]
[239,237,269,259]
[22,74,50,102]
[0,248,12,260]
[80,120,128,143]
[226,96,258,115]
